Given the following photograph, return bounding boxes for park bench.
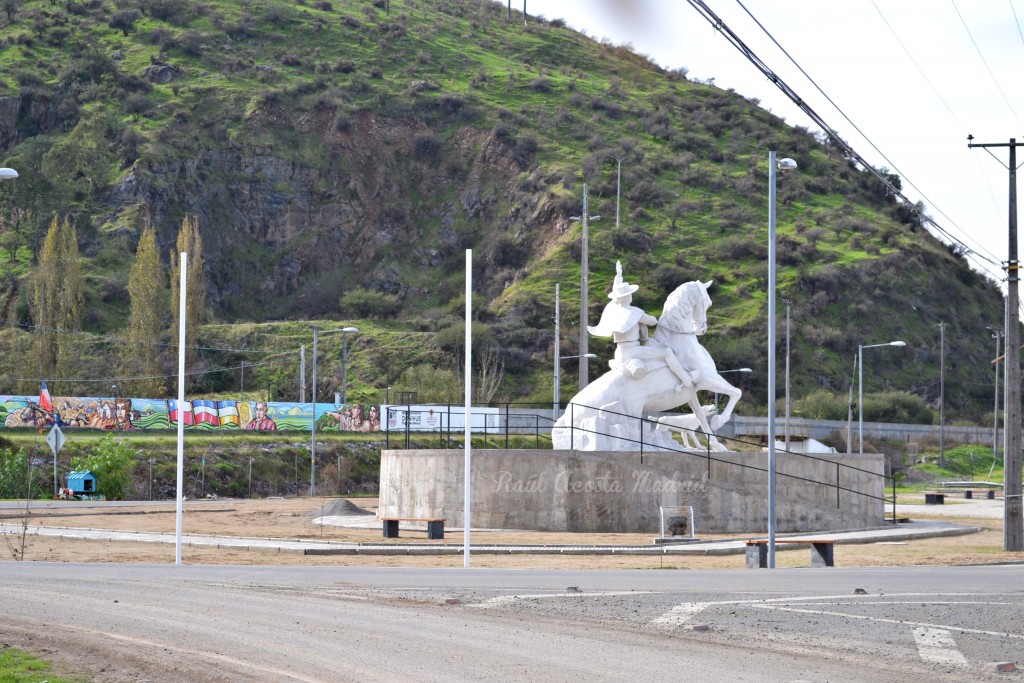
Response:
[938,482,999,500]
[960,489,996,500]
[381,517,445,540]
[745,539,835,568]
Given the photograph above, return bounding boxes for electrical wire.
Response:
[685,0,1004,283]
[1012,0,1024,49]
[5,318,294,355]
[0,358,284,386]
[733,0,1002,272]
[951,0,1021,121]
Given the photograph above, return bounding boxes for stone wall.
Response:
[379,449,885,534]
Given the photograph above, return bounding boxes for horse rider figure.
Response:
[587,261,693,391]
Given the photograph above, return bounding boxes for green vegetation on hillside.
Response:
[0,0,1005,422]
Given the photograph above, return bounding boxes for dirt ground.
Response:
[2,496,1022,570]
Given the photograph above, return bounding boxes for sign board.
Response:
[384,406,500,432]
[46,424,66,455]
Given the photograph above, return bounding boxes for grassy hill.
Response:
[0,0,1005,421]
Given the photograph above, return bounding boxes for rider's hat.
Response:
[608,260,639,298]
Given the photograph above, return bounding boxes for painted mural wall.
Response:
[0,395,383,433]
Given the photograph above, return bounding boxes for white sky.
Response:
[524,0,1024,289]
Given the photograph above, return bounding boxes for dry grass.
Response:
[5,497,1023,570]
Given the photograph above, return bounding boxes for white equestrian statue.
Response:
[552,266,742,452]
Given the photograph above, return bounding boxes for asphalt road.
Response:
[4,563,1024,682]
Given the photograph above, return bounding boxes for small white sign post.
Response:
[47,424,66,496]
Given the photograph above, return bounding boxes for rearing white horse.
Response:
[552,280,742,452]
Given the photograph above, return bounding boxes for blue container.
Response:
[66,470,97,494]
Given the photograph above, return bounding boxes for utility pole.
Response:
[938,321,946,468]
[969,135,1023,551]
[300,345,306,404]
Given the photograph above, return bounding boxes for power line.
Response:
[0,358,284,386]
[685,0,1003,282]
[951,0,1021,121]
[733,0,1002,271]
[1009,0,1024,51]
[5,318,296,355]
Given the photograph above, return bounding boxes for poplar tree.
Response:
[32,215,84,389]
[123,226,167,397]
[169,214,206,388]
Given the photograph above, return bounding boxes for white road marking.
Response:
[646,594,867,628]
[468,591,654,608]
[649,602,709,627]
[913,627,969,667]
[755,604,1024,640]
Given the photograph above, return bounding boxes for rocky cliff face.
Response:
[0,95,63,151]
[105,104,545,321]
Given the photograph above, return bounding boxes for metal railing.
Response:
[381,401,895,521]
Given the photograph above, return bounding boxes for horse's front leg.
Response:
[685,394,728,452]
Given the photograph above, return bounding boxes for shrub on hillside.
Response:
[863,392,933,425]
[339,289,401,319]
[0,448,48,500]
[71,437,135,501]
[795,390,848,421]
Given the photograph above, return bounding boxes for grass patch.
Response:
[0,646,82,683]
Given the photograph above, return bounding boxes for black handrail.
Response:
[381,401,893,515]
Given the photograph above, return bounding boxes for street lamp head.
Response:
[0,168,17,179]
[890,341,906,347]
[562,353,598,360]
[777,158,798,172]
[720,367,753,373]
[342,326,359,333]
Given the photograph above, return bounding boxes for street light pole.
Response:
[858,341,906,453]
[309,325,358,496]
[553,283,560,423]
[341,326,359,403]
[938,321,947,467]
[783,298,792,450]
[847,353,857,455]
[310,326,319,497]
[990,326,1003,463]
[570,185,600,392]
[767,151,796,569]
[611,155,622,230]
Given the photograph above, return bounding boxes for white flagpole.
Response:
[175,252,187,565]
[464,249,472,568]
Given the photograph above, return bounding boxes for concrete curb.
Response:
[1,519,978,556]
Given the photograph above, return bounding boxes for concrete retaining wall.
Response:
[379,449,885,534]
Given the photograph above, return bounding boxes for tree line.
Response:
[32,213,206,397]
